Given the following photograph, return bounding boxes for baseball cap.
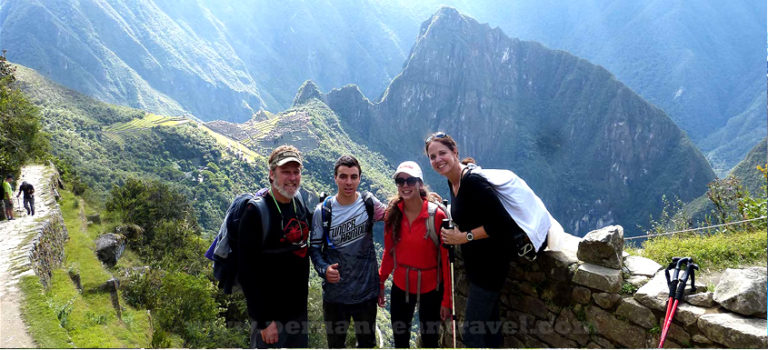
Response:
[270,150,302,168]
[393,161,423,181]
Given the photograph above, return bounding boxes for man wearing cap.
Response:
[309,155,387,348]
[238,145,312,348]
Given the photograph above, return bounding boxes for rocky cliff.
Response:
[328,7,715,236]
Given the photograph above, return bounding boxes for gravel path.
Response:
[0,164,57,348]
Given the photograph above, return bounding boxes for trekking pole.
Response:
[661,257,684,332]
[659,259,698,348]
[440,198,458,348]
[442,218,457,348]
[660,257,690,345]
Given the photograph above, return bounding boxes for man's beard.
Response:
[274,178,300,199]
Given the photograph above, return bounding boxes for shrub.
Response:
[122,268,162,310]
[154,272,220,336]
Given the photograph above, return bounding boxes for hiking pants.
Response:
[390,285,442,348]
[249,312,308,349]
[23,196,34,215]
[323,298,377,348]
[461,282,503,348]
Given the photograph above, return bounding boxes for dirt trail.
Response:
[0,164,57,348]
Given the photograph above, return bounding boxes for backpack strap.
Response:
[424,202,439,246]
[321,196,334,250]
[363,191,375,234]
[247,196,271,248]
[425,201,442,293]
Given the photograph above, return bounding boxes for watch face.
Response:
[466,232,474,241]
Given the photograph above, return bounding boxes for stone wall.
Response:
[21,164,68,288]
[441,226,768,348]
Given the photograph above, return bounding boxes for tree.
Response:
[0,51,48,176]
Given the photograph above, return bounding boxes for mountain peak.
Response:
[292,80,323,107]
[418,6,477,38]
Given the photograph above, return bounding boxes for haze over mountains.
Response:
[1,2,762,236]
[1,0,763,175]
[322,8,715,235]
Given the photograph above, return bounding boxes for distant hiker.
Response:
[425,132,556,348]
[3,175,14,220]
[309,155,386,348]
[237,145,311,348]
[378,161,451,348]
[16,181,35,216]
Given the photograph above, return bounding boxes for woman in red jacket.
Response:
[378,161,451,348]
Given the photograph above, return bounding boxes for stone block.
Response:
[522,335,548,348]
[534,320,578,348]
[592,292,620,309]
[616,297,656,329]
[674,303,709,327]
[515,281,538,297]
[509,311,537,334]
[586,305,646,348]
[541,281,574,307]
[591,335,615,348]
[572,286,592,304]
[691,333,713,345]
[685,291,715,308]
[634,270,703,312]
[503,336,525,348]
[524,271,546,283]
[659,316,691,345]
[577,225,624,269]
[713,267,768,317]
[623,255,662,276]
[94,233,126,267]
[538,250,579,280]
[554,309,590,346]
[572,263,622,293]
[626,275,650,288]
[697,313,768,348]
[506,294,549,319]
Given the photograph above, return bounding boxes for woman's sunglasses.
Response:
[424,132,447,144]
[395,177,420,186]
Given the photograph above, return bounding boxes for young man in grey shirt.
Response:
[309,155,387,348]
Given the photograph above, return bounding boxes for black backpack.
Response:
[206,188,315,294]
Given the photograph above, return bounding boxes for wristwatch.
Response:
[465,231,474,242]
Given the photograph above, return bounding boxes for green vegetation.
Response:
[638,230,766,271]
[619,282,638,295]
[18,276,73,348]
[103,113,189,133]
[19,190,152,348]
[12,64,403,348]
[105,179,248,348]
[0,53,48,195]
[15,64,270,236]
[632,166,767,270]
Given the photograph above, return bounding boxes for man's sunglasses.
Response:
[424,132,447,144]
[395,177,420,186]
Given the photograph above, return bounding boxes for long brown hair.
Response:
[384,183,441,245]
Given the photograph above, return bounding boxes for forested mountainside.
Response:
[729,138,768,198]
[1,1,763,173]
[14,64,395,236]
[324,8,715,236]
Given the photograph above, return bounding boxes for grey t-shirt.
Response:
[309,192,386,304]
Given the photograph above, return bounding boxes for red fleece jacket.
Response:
[379,200,451,309]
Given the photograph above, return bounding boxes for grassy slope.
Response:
[634,229,767,272]
[19,191,154,348]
